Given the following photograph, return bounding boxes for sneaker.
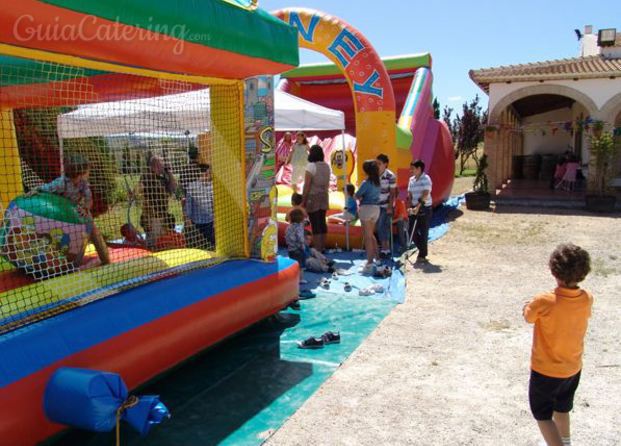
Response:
[321,331,341,344]
[416,256,428,264]
[359,287,374,296]
[299,290,316,300]
[369,284,385,294]
[297,336,324,349]
[360,263,375,275]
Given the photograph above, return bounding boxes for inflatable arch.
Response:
[273,8,414,181]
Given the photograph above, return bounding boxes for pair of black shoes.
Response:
[297,331,341,349]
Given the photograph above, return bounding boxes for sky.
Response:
[262,0,621,111]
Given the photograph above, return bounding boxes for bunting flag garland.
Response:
[485,117,621,137]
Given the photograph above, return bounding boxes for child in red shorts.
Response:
[523,243,593,446]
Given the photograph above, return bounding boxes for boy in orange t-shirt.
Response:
[523,243,593,446]
[392,198,409,253]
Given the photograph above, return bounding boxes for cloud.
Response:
[447,96,463,102]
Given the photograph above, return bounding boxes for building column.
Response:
[484,128,499,194]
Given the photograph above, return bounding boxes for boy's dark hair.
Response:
[64,154,90,179]
[291,192,303,206]
[549,243,591,285]
[362,159,380,186]
[376,154,389,164]
[345,183,355,196]
[164,213,176,231]
[289,208,305,224]
[410,159,425,172]
[304,229,312,237]
[307,145,325,163]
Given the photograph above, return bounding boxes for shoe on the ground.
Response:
[416,256,428,263]
[289,300,301,310]
[299,290,316,300]
[360,263,375,275]
[359,287,374,296]
[369,284,385,293]
[297,336,324,349]
[321,331,341,344]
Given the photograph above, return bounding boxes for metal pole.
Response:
[341,129,349,251]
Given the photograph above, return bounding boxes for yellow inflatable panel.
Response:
[0,108,23,211]
[1,248,215,319]
[276,185,346,211]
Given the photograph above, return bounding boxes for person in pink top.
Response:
[275,132,293,175]
[557,155,579,191]
[551,156,567,189]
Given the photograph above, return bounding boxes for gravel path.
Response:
[267,200,621,445]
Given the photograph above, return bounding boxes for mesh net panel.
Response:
[0,56,246,333]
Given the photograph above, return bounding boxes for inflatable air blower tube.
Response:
[44,367,170,436]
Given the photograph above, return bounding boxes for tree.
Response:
[432,97,440,120]
[454,95,487,175]
[442,106,458,149]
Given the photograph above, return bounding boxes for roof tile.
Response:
[470,55,621,92]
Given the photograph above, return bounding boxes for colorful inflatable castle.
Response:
[273,9,455,249]
[0,2,301,444]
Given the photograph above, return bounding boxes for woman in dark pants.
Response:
[301,145,331,253]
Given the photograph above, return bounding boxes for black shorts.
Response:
[308,209,328,235]
[529,369,581,420]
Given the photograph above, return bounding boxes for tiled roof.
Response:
[470,55,621,93]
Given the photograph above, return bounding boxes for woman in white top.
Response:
[286,131,310,191]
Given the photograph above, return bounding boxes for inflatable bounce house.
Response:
[0,1,301,444]
[273,9,455,249]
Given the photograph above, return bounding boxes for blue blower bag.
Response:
[44,367,170,435]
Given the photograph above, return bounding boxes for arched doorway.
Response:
[486,86,597,198]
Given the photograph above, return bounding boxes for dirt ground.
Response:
[267,178,621,445]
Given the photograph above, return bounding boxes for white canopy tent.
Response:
[57,89,344,139]
[57,87,353,247]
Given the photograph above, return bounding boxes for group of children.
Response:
[14,151,216,272]
[285,154,431,273]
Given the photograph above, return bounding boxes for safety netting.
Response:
[0,55,247,333]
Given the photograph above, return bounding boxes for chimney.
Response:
[581,25,598,57]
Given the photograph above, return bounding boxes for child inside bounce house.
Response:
[0,154,109,280]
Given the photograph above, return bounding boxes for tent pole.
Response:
[342,129,349,251]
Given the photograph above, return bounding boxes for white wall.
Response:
[522,109,572,156]
[489,78,621,116]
